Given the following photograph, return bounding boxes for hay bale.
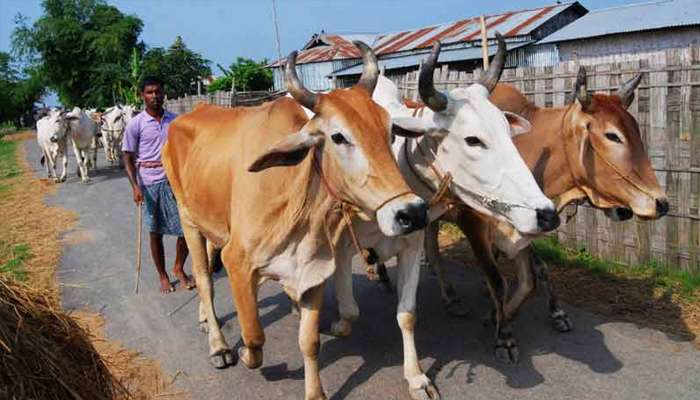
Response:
[0,276,126,400]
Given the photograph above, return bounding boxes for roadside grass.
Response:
[0,241,32,281]
[532,235,700,301]
[0,139,21,194]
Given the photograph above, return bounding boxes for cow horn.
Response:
[285,50,319,110]
[418,40,448,112]
[353,40,379,95]
[478,32,507,93]
[615,73,642,109]
[574,66,591,111]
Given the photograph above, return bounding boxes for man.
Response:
[123,76,195,294]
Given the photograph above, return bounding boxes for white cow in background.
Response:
[85,108,102,169]
[36,109,69,182]
[65,107,99,183]
[101,104,137,165]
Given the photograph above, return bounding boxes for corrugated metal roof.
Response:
[540,0,700,44]
[330,41,532,77]
[270,2,581,66]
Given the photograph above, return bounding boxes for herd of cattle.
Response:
[36,104,137,183]
[33,33,669,399]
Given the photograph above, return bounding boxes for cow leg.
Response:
[91,136,98,170]
[299,283,326,400]
[331,244,359,337]
[423,219,466,317]
[183,224,233,368]
[223,246,264,369]
[503,249,536,322]
[530,249,572,332]
[71,141,89,183]
[455,213,518,364]
[59,151,68,182]
[396,232,440,400]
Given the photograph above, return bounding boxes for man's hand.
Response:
[133,186,144,204]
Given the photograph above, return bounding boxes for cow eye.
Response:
[605,132,623,143]
[331,132,349,145]
[465,136,484,147]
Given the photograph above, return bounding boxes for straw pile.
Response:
[0,276,126,400]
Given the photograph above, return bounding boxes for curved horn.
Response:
[615,73,642,109]
[285,50,319,110]
[574,66,591,111]
[353,40,379,95]
[478,32,507,93]
[418,40,448,112]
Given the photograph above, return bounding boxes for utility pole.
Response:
[271,0,283,63]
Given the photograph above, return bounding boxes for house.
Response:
[269,32,379,91]
[269,2,588,90]
[536,0,700,64]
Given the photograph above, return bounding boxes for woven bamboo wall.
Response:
[392,46,700,272]
[165,90,285,114]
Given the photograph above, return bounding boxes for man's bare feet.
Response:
[159,275,175,294]
[173,269,196,290]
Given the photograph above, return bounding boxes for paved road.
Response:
[25,140,700,400]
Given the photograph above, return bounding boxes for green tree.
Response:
[141,36,211,99]
[0,52,45,125]
[208,57,273,93]
[12,0,143,108]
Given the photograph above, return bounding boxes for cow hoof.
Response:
[210,348,235,369]
[238,346,263,369]
[443,296,469,318]
[409,386,440,400]
[330,319,352,337]
[199,321,208,333]
[495,338,520,364]
[551,309,573,332]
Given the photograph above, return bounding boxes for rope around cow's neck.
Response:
[311,152,411,279]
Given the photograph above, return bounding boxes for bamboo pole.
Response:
[480,15,489,69]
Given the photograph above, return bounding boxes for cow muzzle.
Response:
[50,136,58,143]
[376,194,428,236]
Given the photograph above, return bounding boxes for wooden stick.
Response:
[134,201,143,294]
[480,15,489,69]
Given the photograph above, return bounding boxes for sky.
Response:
[1,0,645,105]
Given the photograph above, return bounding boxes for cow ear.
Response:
[248,132,323,172]
[391,117,447,139]
[504,111,531,137]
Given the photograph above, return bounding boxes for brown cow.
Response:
[425,66,668,363]
[163,42,428,399]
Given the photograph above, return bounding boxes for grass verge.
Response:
[533,235,700,301]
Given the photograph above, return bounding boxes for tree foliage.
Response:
[141,36,211,99]
[207,58,273,93]
[0,52,45,125]
[12,0,143,108]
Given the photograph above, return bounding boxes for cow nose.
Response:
[656,198,669,217]
[536,208,560,232]
[395,202,428,234]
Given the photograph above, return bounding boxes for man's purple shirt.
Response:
[122,110,177,186]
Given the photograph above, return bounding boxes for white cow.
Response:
[330,37,558,397]
[65,107,100,183]
[101,104,137,165]
[36,109,69,182]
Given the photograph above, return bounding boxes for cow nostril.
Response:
[396,210,412,229]
[656,199,669,217]
[536,208,560,231]
[394,201,428,233]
